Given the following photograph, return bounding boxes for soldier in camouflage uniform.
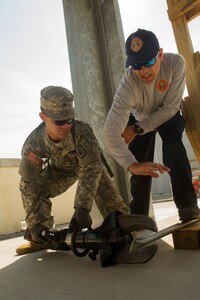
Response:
[16,86,129,254]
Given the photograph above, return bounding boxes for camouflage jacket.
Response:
[19,120,105,213]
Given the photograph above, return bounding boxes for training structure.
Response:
[166,0,200,248]
[167,0,200,162]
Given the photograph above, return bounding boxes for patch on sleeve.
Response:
[156,79,169,92]
[27,152,42,165]
[76,145,86,159]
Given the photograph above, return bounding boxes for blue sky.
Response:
[0,0,199,158]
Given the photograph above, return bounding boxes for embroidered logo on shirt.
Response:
[131,37,143,52]
[27,152,42,165]
[156,79,169,92]
[76,145,86,159]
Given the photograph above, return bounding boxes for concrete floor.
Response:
[0,200,200,300]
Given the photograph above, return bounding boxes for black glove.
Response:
[30,224,49,243]
[69,208,92,232]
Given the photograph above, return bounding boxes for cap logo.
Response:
[131,37,143,52]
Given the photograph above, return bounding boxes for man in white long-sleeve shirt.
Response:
[103,28,200,222]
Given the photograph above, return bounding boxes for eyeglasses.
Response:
[54,119,74,126]
[131,53,159,70]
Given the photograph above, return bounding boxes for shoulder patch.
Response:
[156,79,169,92]
[76,145,86,159]
[27,152,42,165]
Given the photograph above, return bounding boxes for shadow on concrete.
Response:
[0,238,200,300]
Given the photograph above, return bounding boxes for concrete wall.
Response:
[0,159,103,236]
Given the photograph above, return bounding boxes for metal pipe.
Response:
[130,219,200,251]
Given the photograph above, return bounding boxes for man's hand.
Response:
[69,208,92,232]
[121,125,136,144]
[128,162,170,178]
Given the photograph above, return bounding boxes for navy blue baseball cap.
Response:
[125,29,160,68]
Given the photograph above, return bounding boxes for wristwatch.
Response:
[134,124,144,135]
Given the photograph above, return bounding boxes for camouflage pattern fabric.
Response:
[40,86,75,120]
[19,120,129,229]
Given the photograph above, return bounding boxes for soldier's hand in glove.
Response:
[69,208,92,232]
[30,223,49,243]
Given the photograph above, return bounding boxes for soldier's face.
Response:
[39,112,72,142]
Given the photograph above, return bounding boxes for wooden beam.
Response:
[166,0,200,162]
[167,0,200,22]
[172,221,200,249]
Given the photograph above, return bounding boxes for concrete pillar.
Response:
[62,0,130,204]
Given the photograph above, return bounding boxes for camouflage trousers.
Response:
[20,169,129,229]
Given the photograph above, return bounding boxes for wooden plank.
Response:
[172,221,200,249]
[166,0,200,161]
[167,0,200,22]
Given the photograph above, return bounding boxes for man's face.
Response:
[132,48,163,84]
[39,112,73,142]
